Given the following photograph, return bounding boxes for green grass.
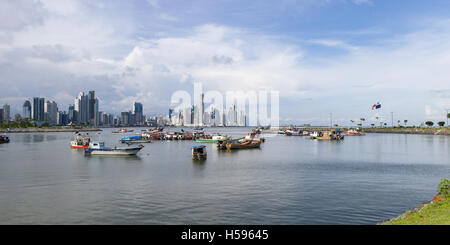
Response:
[382,199,450,225]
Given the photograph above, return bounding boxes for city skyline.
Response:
[0,0,449,126]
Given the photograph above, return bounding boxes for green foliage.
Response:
[438,179,450,199]
[438,121,445,127]
[425,121,434,127]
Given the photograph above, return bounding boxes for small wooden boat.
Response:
[226,140,261,150]
[112,128,134,133]
[192,145,207,160]
[0,135,10,144]
[70,134,90,149]
[85,142,144,156]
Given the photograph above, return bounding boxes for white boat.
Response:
[85,142,144,156]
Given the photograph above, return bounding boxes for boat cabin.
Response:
[89,142,105,149]
[192,145,207,160]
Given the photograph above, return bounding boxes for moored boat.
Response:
[226,140,261,150]
[0,135,10,144]
[112,128,134,133]
[192,145,207,160]
[196,134,230,143]
[315,130,345,140]
[120,136,151,144]
[344,129,366,136]
[85,142,144,156]
[70,134,90,149]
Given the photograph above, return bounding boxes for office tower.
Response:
[32,97,45,121]
[0,108,3,122]
[168,108,174,124]
[88,91,95,126]
[23,100,31,119]
[133,102,143,125]
[68,105,76,123]
[74,92,88,125]
[94,98,99,127]
[57,111,69,126]
[2,104,10,122]
[121,111,130,126]
[45,100,58,125]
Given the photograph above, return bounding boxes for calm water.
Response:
[0,127,449,224]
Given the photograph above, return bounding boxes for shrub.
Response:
[438,179,450,199]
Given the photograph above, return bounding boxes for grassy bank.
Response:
[270,127,450,135]
[364,127,450,135]
[382,199,450,225]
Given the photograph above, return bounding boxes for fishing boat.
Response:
[0,135,10,144]
[191,145,207,160]
[85,142,144,156]
[120,136,151,144]
[196,134,230,143]
[284,130,303,136]
[112,128,134,133]
[226,140,261,150]
[344,129,366,136]
[315,130,345,140]
[70,134,90,149]
[305,131,320,139]
[244,132,265,143]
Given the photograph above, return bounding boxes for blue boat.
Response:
[120,136,151,144]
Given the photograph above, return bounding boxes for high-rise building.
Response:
[57,111,69,126]
[32,97,45,121]
[88,91,96,126]
[133,102,143,125]
[45,100,58,125]
[74,92,88,125]
[23,100,31,119]
[2,104,10,122]
[121,111,130,126]
[68,105,76,123]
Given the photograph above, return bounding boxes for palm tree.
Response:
[360,118,365,128]
[397,120,401,127]
[404,119,408,127]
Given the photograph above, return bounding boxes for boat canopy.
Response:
[122,136,142,140]
[90,142,105,149]
[191,145,206,149]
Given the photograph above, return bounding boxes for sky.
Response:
[0,0,450,126]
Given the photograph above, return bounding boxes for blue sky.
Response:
[0,0,449,125]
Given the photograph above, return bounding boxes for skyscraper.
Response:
[74,92,88,125]
[32,97,45,121]
[121,111,130,126]
[23,100,31,119]
[133,102,143,125]
[45,100,58,125]
[88,91,95,126]
[2,104,11,122]
[68,105,76,123]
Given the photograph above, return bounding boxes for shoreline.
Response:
[271,127,450,136]
[0,128,102,133]
[380,196,450,225]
